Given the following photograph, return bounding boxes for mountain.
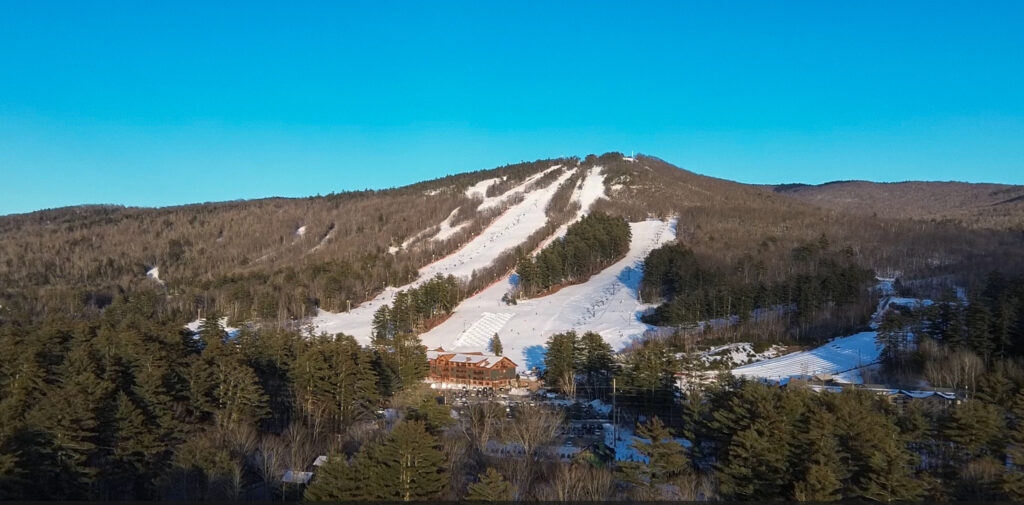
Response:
[771,180,1024,231]
[2,153,1022,343]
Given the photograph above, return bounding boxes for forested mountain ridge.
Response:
[771,180,1024,231]
[2,152,1023,328]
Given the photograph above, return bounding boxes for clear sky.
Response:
[1,1,1022,215]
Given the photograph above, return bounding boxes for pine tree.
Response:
[943,399,1005,461]
[304,452,372,501]
[489,334,503,356]
[198,313,227,347]
[1003,390,1024,500]
[369,421,447,501]
[716,419,789,500]
[791,405,845,501]
[371,306,393,345]
[617,416,690,493]
[855,437,925,502]
[466,467,515,501]
[543,331,578,391]
[211,358,270,428]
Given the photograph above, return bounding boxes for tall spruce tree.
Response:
[617,416,690,496]
[466,467,515,501]
[369,421,447,501]
[489,334,503,356]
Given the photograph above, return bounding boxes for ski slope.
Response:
[419,218,677,372]
[732,331,881,384]
[538,166,607,250]
[311,166,574,341]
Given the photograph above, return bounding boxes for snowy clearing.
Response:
[418,218,677,372]
[311,167,574,341]
[732,331,880,384]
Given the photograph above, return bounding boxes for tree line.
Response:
[515,212,631,298]
[641,236,877,342]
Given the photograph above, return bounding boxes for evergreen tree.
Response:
[855,437,925,502]
[943,399,1005,461]
[716,419,789,500]
[617,416,690,495]
[466,467,515,501]
[791,405,845,501]
[543,331,579,392]
[489,334,503,356]
[369,421,447,501]
[304,452,372,501]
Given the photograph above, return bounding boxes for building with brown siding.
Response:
[427,347,517,388]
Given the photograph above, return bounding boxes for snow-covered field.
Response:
[419,218,677,371]
[311,166,575,341]
[731,331,881,384]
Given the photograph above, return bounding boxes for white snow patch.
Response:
[698,342,783,368]
[464,177,502,199]
[311,167,575,342]
[146,266,165,285]
[184,317,241,339]
[295,226,307,237]
[418,218,677,372]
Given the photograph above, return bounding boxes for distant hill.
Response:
[769,180,1024,231]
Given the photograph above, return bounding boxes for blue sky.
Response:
[1,1,1022,215]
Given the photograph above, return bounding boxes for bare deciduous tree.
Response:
[502,405,563,461]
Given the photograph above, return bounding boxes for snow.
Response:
[589,399,612,416]
[602,423,690,462]
[295,225,307,237]
[697,342,783,368]
[477,166,561,211]
[464,177,502,199]
[184,316,241,340]
[311,166,575,341]
[732,331,880,384]
[537,166,608,250]
[429,208,469,242]
[418,218,677,372]
[309,227,335,253]
[146,266,164,285]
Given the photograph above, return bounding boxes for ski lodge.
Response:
[426,347,517,388]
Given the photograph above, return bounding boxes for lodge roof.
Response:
[427,346,516,369]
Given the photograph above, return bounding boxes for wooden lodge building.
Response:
[426,347,517,388]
